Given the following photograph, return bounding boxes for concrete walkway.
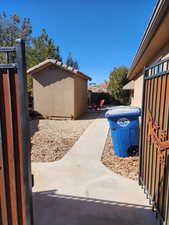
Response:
[32,115,157,225]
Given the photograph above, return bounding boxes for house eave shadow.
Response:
[33,190,156,225]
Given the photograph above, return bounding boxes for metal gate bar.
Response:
[0,40,33,225]
[139,57,169,224]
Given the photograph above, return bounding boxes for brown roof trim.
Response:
[27,59,92,81]
[128,0,169,80]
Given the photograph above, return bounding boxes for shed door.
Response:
[0,40,33,225]
[139,58,169,224]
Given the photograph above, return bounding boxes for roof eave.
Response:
[27,62,53,75]
[77,71,92,81]
[128,0,169,80]
[27,59,92,81]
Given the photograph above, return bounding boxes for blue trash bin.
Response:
[105,106,141,157]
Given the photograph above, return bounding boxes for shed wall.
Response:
[33,67,75,118]
[74,77,88,118]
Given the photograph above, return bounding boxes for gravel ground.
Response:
[101,131,139,180]
[30,111,101,162]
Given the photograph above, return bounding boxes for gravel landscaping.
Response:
[101,131,139,180]
[30,111,101,162]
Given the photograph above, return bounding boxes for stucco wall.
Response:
[74,77,88,118]
[131,75,143,107]
[33,67,75,118]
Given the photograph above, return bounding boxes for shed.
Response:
[27,59,91,119]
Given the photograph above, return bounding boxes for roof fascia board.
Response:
[128,0,169,79]
[28,61,91,81]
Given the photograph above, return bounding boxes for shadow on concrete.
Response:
[33,190,156,225]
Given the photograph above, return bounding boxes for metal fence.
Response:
[0,39,33,225]
[139,57,169,225]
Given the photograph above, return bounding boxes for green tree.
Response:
[73,61,79,70]
[26,29,62,68]
[0,12,79,94]
[26,29,62,93]
[66,52,74,67]
[107,66,129,104]
[66,52,79,69]
[0,12,32,92]
[0,12,32,46]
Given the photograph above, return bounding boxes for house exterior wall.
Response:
[131,40,169,108]
[74,76,88,118]
[33,67,75,118]
[131,75,144,107]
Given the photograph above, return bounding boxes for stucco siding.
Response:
[33,67,74,118]
[74,77,88,118]
[131,75,144,107]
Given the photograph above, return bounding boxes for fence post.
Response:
[138,67,146,186]
[15,39,33,225]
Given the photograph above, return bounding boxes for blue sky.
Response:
[3,0,157,83]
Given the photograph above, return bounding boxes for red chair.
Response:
[93,99,105,110]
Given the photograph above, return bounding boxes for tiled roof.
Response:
[88,82,108,93]
[27,59,92,81]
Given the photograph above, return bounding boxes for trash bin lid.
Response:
[105,106,141,118]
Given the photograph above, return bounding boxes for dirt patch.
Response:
[101,131,139,180]
[30,111,102,162]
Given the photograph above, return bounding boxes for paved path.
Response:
[32,115,157,225]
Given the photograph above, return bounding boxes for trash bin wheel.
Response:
[127,145,139,157]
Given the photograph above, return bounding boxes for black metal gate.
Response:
[0,39,33,225]
[139,57,169,224]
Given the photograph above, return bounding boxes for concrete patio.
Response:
[32,115,157,225]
